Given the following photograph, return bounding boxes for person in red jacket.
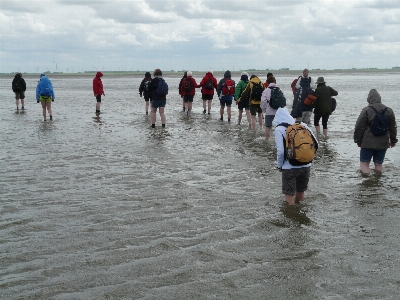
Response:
[198,70,218,115]
[93,72,105,115]
[180,71,200,117]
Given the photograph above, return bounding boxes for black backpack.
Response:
[268,86,286,109]
[183,78,192,92]
[369,106,389,136]
[251,82,263,101]
[204,78,213,90]
[13,77,22,92]
[144,79,151,92]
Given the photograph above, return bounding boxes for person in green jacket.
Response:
[313,77,338,137]
[234,72,251,126]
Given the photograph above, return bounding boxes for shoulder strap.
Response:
[368,106,387,114]
[277,122,290,128]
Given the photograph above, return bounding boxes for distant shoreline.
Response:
[2,68,400,77]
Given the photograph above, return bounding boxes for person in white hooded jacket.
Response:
[273,107,319,205]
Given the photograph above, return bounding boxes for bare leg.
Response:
[96,102,101,112]
[258,113,263,129]
[360,162,371,175]
[265,127,271,140]
[145,101,149,114]
[16,99,20,109]
[315,125,320,134]
[220,106,224,119]
[21,99,25,108]
[41,101,47,120]
[208,100,212,113]
[374,163,383,173]
[323,129,328,137]
[227,106,231,121]
[203,100,206,112]
[245,110,251,128]
[295,191,305,202]
[46,101,52,116]
[251,115,256,131]
[238,110,243,125]
[159,107,166,125]
[151,108,157,125]
[285,194,295,205]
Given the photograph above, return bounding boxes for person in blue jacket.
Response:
[36,74,55,121]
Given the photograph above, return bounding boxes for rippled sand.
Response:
[1,73,399,299]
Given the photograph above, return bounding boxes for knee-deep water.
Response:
[1,72,399,299]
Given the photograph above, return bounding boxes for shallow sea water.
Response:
[1,72,399,299]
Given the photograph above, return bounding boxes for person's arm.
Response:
[295,76,302,89]
[36,83,40,102]
[275,126,285,169]
[50,81,55,101]
[237,83,250,103]
[329,86,338,96]
[388,108,398,147]
[354,108,368,146]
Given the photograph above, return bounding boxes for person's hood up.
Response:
[224,70,231,79]
[15,73,22,78]
[96,72,103,78]
[145,72,151,78]
[273,107,295,127]
[240,74,249,82]
[205,72,213,78]
[367,89,382,105]
[249,76,262,84]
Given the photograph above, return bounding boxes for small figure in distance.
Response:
[354,89,397,175]
[36,73,55,121]
[139,72,152,115]
[180,71,200,117]
[234,72,251,126]
[12,72,26,112]
[294,68,316,124]
[178,71,187,112]
[199,70,218,115]
[93,72,105,115]
[217,70,236,122]
[149,68,167,128]
[237,75,265,131]
[313,77,338,137]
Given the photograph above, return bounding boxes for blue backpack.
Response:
[39,77,52,96]
[156,78,168,95]
[369,106,389,136]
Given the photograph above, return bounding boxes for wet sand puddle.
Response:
[1,73,399,299]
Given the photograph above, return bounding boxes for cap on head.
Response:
[187,71,192,76]
[40,73,45,77]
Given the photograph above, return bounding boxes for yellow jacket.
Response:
[238,76,265,105]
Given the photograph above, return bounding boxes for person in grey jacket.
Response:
[354,89,397,175]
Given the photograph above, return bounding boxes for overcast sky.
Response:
[1,0,400,73]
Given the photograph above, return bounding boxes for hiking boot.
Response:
[21,107,24,110]
[203,110,206,114]
[50,115,53,121]
[183,107,185,112]
[228,118,230,123]
[146,111,148,115]
[220,117,223,121]
[151,124,155,128]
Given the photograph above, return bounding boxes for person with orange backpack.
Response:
[273,107,319,205]
[217,70,235,122]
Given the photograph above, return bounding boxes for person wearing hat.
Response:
[314,76,338,137]
[139,72,152,115]
[12,72,27,111]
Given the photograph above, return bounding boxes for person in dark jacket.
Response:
[294,68,316,123]
[12,73,27,111]
[198,70,218,115]
[149,68,167,128]
[313,77,338,137]
[217,70,236,122]
[93,72,105,115]
[180,71,200,117]
[178,71,187,112]
[354,89,397,175]
[139,72,152,115]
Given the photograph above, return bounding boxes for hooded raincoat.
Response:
[354,89,397,149]
[93,72,104,96]
[199,72,218,95]
[273,107,318,169]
